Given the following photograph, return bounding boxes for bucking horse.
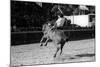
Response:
[40,20,69,58]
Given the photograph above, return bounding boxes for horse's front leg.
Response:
[40,35,45,46]
[44,38,49,46]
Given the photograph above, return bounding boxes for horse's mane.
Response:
[43,19,56,27]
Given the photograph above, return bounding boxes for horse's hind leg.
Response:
[54,44,60,58]
[54,47,59,58]
[60,41,65,55]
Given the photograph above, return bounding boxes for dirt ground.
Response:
[10,39,95,66]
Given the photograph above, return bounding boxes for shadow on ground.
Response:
[56,53,95,62]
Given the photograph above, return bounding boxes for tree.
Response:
[51,4,74,16]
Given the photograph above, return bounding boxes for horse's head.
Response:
[42,19,57,33]
[42,23,51,32]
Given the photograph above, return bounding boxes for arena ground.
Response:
[11,39,95,66]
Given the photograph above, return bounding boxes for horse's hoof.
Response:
[54,55,56,58]
[44,44,47,46]
[40,44,43,46]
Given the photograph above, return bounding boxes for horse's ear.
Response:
[42,24,45,31]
